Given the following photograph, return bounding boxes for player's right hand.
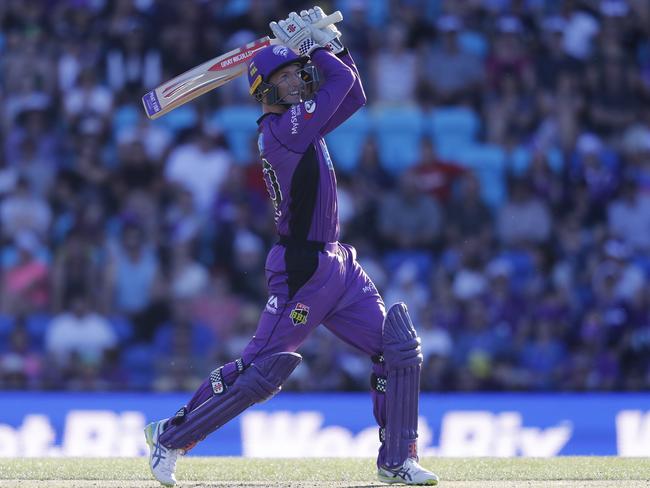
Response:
[270,12,319,56]
[300,6,345,54]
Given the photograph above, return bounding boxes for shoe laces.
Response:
[403,457,426,474]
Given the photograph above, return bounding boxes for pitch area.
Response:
[0,457,648,487]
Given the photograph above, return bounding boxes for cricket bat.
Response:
[142,11,343,120]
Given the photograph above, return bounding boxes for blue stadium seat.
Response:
[453,144,507,208]
[371,106,424,174]
[122,343,155,389]
[511,146,564,175]
[209,104,261,164]
[429,106,480,151]
[325,107,370,173]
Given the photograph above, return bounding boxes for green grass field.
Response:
[0,457,649,487]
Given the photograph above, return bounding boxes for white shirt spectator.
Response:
[372,24,418,104]
[45,312,117,365]
[452,268,487,300]
[563,11,599,60]
[165,139,232,213]
[608,193,650,252]
[383,262,429,324]
[63,81,114,118]
[0,182,52,239]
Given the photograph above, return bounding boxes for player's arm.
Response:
[269,47,355,153]
[301,7,366,136]
[318,49,366,136]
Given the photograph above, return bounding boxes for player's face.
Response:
[270,63,304,105]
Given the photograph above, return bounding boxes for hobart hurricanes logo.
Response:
[289,303,310,326]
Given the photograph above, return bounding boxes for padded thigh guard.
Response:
[159,352,302,450]
[383,303,423,467]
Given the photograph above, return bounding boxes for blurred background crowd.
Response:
[1,0,650,393]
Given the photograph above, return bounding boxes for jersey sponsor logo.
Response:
[265,295,279,314]
[289,303,310,326]
[272,46,289,57]
[304,99,316,113]
[290,104,301,135]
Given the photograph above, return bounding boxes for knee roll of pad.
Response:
[383,302,423,367]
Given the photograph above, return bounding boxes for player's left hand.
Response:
[300,6,345,54]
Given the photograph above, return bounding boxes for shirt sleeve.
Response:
[269,48,355,153]
[318,49,367,137]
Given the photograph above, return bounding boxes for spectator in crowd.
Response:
[152,298,215,391]
[62,67,114,133]
[51,228,105,313]
[44,290,118,384]
[104,223,164,340]
[1,231,50,315]
[607,178,650,253]
[444,172,494,244]
[168,242,209,302]
[377,170,443,250]
[520,317,567,390]
[422,15,485,105]
[0,178,52,240]
[0,316,43,389]
[371,22,419,105]
[409,138,466,203]
[164,131,232,214]
[496,177,552,245]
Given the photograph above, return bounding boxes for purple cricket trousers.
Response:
[179,240,389,464]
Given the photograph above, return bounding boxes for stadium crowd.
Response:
[1,0,650,393]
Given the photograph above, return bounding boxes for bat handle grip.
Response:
[312,10,344,29]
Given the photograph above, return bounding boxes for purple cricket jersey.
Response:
[256,48,366,243]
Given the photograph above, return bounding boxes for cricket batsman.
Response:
[144,7,438,486]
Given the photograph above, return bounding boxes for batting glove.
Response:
[270,12,318,57]
[300,6,345,54]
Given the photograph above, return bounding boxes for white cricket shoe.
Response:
[144,419,181,487]
[378,457,439,485]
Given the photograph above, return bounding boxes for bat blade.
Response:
[143,37,272,119]
[142,10,344,119]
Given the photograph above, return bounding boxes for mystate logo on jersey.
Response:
[290,104,301,135]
